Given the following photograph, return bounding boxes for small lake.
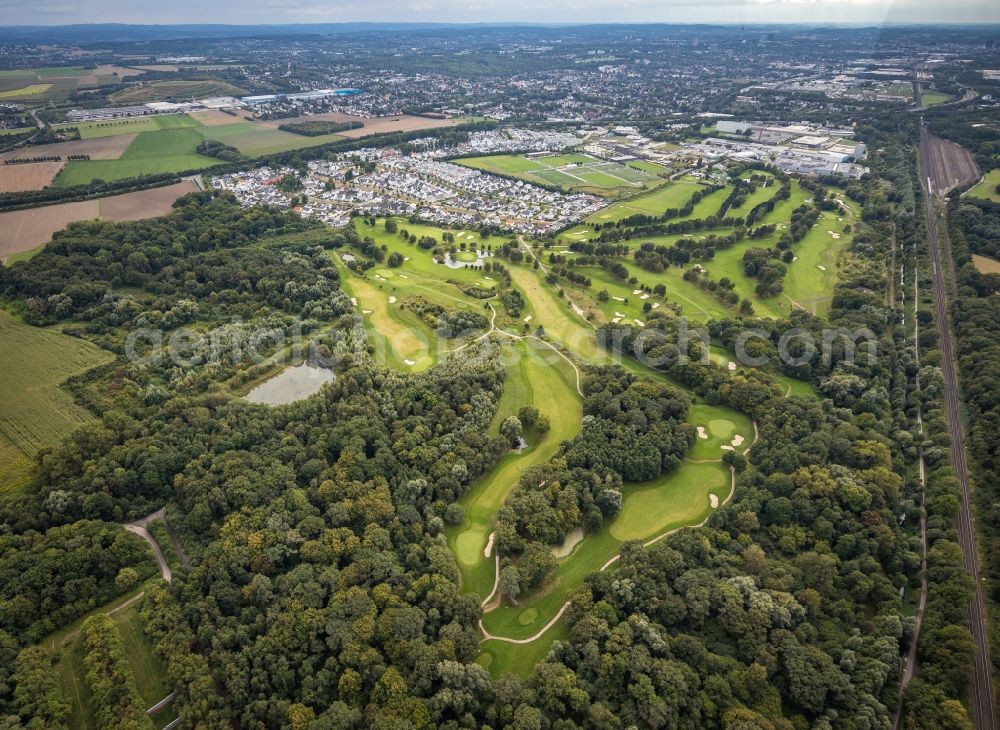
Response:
[244,364,334,406]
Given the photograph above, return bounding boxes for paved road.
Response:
[920,125,998,730]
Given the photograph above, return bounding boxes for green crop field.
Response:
[967,169,1000,202]
[108,78,247,104]
[56,128,221,185]
[921,90,952,106]
[0,311,114,491]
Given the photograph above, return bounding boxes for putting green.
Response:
[518,608,539,625]
[610,461,731,541]
[687,403,753,460]
[454,251,479,263]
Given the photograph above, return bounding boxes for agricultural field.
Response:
[0,134,137,162]
[55,128,220,185]
[108,78,247,104]
[967,168,1000,202]
[0,83,52,99]
[0,161,64,192]
[0,180,199,258]
[0,311,114,491]
[199,120,347,155]
[455,151,664,196]
[973,254,1000,274]
[57,112,203,139]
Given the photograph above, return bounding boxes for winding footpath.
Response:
[123,507,190,584]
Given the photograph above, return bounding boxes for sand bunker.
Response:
[350,297,357,305]
[652,303,660,309]
[404,359,416,366]
[615,311,627,318]
[484,532,495,558]
[524,315,533,323]
[362,309,372,314]
[611,317,621,324]
[817,265,827,271]
[710,494,719,508]
[388,296,397,304]
[721,444,734,451]
[634,319,645,326]
[612,296,625,302]
[731,434,745,448]
[727,361,736,371]
[640,294,649,300]
[697,426,708,439]
[550,527,584,558]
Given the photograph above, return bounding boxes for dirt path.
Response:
[122,507,189,583]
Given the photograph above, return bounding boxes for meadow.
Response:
[0,311,114,492]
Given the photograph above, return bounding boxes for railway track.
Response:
[919,125,998,730]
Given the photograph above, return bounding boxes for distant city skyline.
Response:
[3,0,1000,28]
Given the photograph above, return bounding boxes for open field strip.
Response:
[446,337,583,598]
[454,152,661,195]
[57,112,203,139]
[0,84,51,99]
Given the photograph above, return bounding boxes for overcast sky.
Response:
[5,0,1000,27]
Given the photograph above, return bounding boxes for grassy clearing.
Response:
[447,337,582,598]
[967,169,1000,203]
[921,91,952,107]
[0,311,114,488]
[583,177,720,223]
[54,598,174,730]
[56,128,220,185]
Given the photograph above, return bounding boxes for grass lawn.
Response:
[0,311,114,491]
[921,91,952,107]
[447,337,582,599]
[55,128,221,185]
[967,169,1000,203]
[477,621,569,678]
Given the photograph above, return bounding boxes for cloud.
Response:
[0,0,997,26]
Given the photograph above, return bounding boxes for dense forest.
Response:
[0,120,982,729]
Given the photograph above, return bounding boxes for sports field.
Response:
[455,152,662,196]
[0,311,114,491]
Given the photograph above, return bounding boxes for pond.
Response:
[244,364,334,406]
